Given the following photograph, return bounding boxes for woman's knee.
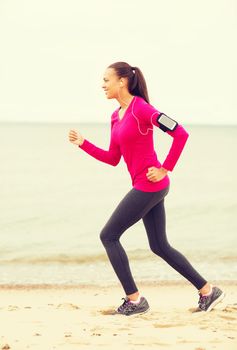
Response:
[99,227,109,245]
[150,245,162,257]
[100,224,118,246]
[150,242,172,258]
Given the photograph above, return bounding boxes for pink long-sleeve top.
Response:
[80,96,189,192]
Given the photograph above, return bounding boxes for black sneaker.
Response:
[116,296,150,316]
[198,286,225,312]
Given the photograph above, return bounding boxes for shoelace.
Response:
[120,298,128,306]
[198,294,208,308]
[119,298,137,311]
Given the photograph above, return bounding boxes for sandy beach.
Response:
[0,281,236,350]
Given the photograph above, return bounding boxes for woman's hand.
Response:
[68,129,84,146]
[146,166,168,182]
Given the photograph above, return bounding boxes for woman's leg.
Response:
[142,198,207,290]
[100,187,168,295]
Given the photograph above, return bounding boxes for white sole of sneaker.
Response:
[206,292,226,312]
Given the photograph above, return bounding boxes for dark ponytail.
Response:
[108,61,150,103]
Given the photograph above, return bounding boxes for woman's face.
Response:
[102,68,121,99]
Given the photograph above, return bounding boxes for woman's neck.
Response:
[117,92,134,109]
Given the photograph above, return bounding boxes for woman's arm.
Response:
[135,99,189,171]
[145,122,189,182]
[68,123,121,167]
[160,125,189,171]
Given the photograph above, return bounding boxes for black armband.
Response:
[157,113,178,132]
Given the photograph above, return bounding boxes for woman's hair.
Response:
[108,61,150,103]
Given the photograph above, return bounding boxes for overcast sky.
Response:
[0,0,236,124]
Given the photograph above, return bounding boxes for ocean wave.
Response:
[0,249,236,265]
[0,250,153,265]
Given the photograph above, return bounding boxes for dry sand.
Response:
[0,281,236,350]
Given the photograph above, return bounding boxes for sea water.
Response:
[0,122,236,285]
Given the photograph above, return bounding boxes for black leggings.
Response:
[100,186,207,295]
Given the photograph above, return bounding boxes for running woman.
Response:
[68,62,225,316]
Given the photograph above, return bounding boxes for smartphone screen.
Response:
[158,114,177,131]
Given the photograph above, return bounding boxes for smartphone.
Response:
[157,113,178,131]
